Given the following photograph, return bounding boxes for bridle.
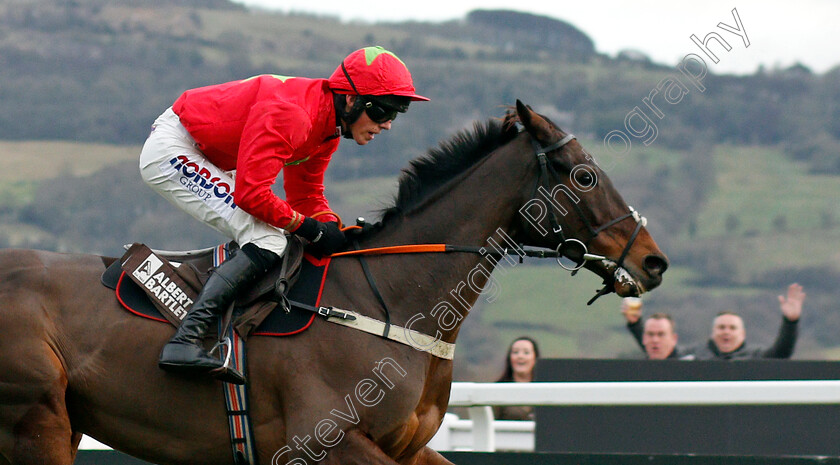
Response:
[329,127,652,313]
[526,128,648,304]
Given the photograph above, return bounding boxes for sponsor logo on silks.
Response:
[165,155,237,211]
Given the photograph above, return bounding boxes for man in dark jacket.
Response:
[623,283,805,360]
[625,312,682,359]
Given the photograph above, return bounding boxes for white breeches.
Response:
[139,107,288,255]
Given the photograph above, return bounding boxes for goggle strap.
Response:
[341,61,361,95]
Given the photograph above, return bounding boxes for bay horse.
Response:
[0,101,667,465]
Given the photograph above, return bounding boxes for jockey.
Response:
[139,46,428,383]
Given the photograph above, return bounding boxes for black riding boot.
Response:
[158,245,277,381]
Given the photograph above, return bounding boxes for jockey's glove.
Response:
[295,217,347,256]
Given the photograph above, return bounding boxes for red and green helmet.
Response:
[328,46,429,102]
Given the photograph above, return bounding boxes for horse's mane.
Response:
[366,115,519,231]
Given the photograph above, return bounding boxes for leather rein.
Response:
[323,129,649,347]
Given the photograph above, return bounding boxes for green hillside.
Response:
[697,146,840,237]
[0,140,136,207]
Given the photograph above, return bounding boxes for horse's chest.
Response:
[375,405,444,459]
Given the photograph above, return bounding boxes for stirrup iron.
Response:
[211,337,233,370]
[209,337,246,385]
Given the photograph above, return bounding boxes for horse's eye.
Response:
[576,171,594,185]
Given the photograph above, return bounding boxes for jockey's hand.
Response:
[296,218,347,256]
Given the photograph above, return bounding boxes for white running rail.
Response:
[432,380,840,451]
[81,380,840,452]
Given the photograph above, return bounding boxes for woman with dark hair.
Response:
[494,336,539,420]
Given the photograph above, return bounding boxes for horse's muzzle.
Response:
[616,253,668,296]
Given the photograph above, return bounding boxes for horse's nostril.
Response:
[643,255,669,276]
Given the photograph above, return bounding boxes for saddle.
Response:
[102,237,317,339]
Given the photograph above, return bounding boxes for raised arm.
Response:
[763,283,805,358]
[621,298,645,351]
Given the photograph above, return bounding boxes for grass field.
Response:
[0,140,139,207]
[697,145,840,237]
[0,140,138,181]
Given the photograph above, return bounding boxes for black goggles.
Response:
[363,100,399,123]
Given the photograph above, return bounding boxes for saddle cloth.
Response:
[101,241,331,338]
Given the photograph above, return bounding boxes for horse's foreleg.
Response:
[315,430,456,465]
[68,432,83,464]
[3,352,75,465]
[317,429,401,465]
[405,447,456,465]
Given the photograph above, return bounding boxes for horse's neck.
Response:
[399,146,530,245]
[361,145,531,342]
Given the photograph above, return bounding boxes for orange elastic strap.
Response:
[330,244,448,257]
[311,210,342,225]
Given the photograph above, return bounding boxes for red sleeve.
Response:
[283,140,340,224]
[233,100,310,230]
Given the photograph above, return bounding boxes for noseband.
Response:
[526,130,648,304]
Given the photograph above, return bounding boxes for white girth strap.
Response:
[325,310,456,360]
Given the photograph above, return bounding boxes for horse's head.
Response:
[507,100,668,302]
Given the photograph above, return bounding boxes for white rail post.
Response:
[467,405,495,452]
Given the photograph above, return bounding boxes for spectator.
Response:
[623,298,681,359]
[494,337,539,420]
[625,312,681,360]
[622,283,806,360]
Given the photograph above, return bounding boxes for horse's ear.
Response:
[515,99,553,145]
